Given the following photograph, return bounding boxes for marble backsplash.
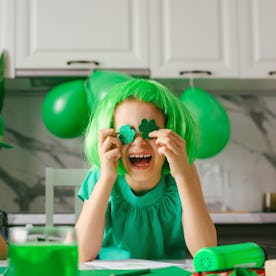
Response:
[0,91,275,213]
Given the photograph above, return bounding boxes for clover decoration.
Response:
[139,119,159,139]
[118,119,159,145]
[119,124,136,145]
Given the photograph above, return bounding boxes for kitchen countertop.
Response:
[7,212,276,226]
[210,212,276,224]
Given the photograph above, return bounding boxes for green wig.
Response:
[84,78,200,174]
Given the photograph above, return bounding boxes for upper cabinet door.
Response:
[149,0,238,78]
[0,0,15,77]
[239,0,276,78]
[15,0,149,70]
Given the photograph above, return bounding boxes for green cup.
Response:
[7,226,78,276]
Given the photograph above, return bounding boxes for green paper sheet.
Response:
[78,266,191,276]
[0,265,192,276]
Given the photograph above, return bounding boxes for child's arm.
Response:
[0,234,7,260]
[75,176,114,262]
[175,163,217,256]
[150,129,217,256]
[75,128,121,262]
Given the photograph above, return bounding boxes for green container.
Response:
[7,226,78,276]
[193,242,265,272]
[8,243,78,276]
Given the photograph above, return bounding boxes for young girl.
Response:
[76,79,217,262]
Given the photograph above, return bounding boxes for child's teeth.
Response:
[130,154,151,158]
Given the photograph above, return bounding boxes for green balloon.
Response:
[180,87,231,158]
[42,80,90,138]
[85,70,132,113]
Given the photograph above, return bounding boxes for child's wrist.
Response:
[99,173,117,186]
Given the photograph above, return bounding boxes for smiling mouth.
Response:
[129,154,152,167]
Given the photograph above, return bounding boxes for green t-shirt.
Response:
[78,168,186,260]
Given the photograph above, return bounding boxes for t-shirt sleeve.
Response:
[77,168,101,201]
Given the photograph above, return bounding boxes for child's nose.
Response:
[131,134,147,145]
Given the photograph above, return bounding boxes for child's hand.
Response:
[98,128,122,180]
[149,129,189,179]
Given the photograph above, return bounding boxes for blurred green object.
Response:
[0,114,13,148]
[42,80,90,138]
[85,70,132,113]
[99,246,130,260]
[0,51,5,113]
[193,242,265,272]
[180,87,230,159]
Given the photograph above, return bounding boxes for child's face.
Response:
[114,100,166,186]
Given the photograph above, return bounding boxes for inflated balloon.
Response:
[180,87,230,158]
[42,80,90,138]
[86,70,132,113]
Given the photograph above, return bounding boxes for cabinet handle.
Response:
[66,60,100,66]
[269,71,276,76]
[179,70,212,76]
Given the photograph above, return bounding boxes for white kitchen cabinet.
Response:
[15,0,149,72]
[239,0,276,78]
[8,0,276,79]
[0,0,15,77]
[149,0,239,78]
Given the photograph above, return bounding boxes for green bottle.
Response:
[193,242,266,272]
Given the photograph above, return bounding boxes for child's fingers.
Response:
[151,129,185,154]
[98,128,117,146]
[104,148,121,161]
[156,136,178,154]
[101,136,121,153]
[149,129,183,143]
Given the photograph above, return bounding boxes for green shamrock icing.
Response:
[139,119,159,139]
[119,124,136,145]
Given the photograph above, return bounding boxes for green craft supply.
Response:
[193,242,266,272]
[139,119,159,139]
[118,119,159,145]
[119,124,136,145]
[8,243,78,276]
